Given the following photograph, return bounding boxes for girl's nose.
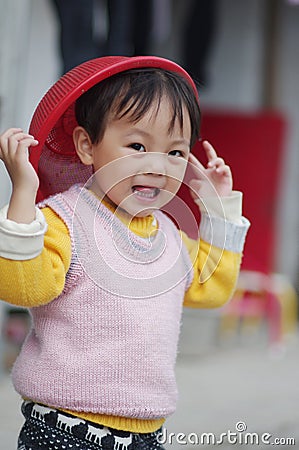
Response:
[141,153,167,176]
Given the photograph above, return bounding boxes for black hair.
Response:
[75,67,201,148]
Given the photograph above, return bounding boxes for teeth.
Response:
[133,187,159,198]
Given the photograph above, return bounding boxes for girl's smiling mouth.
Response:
[132,185,161,200]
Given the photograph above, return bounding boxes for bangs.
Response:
[113,71,186,136]
[75,67,200,147]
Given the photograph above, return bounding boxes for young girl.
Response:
[0,56,249,450]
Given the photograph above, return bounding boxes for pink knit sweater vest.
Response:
[12,185,193,419]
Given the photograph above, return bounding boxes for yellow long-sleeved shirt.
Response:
[0,198,248,432]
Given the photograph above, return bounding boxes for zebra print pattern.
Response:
[17,402,165,450]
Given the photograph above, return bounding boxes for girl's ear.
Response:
[73,126,94,165]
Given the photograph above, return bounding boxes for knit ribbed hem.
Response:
[61,408,165,433]
[200,214,250,253]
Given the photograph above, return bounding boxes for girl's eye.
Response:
[169,150,185,157]
[130,143,145,152]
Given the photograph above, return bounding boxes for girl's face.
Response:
[76,98,191,217]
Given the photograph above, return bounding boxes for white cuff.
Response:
[196,191,250,253]
[0,205,48,260]
[195,191,243,224]
[199,214,250,253]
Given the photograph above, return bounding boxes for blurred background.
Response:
[0,0,299,449]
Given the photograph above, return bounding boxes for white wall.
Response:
[200,0,266,109]
[0,0,60,208]
[0,0,31,208]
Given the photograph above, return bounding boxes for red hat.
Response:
[29,56,198,202]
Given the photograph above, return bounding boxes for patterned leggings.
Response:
[18,401,165,450]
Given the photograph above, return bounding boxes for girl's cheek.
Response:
[168,161,188,183]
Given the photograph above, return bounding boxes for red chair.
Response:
[177,109,297,345]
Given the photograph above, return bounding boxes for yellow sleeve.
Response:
[0,207,71,307]
[181,231,242,309]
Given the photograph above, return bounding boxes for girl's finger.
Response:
[202,140,218,161]
[14,137,38,151]
[7,132,36,143]
[7,134,37,147]
[0,129,34,160]
[189,178,202,190]
[0,129,24,148]
[1,128,23,139]
[5,137,38,160]
[215,165,232,176]
[2,132,35,151]
[208,157,225,169]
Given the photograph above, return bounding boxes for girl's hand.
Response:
[0,128,39,222]
[188,140,233,199]
[0,128,39,192]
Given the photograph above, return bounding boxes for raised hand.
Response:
[0,128,39,191]
[0,128,39,222]
[188,140,233,199]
